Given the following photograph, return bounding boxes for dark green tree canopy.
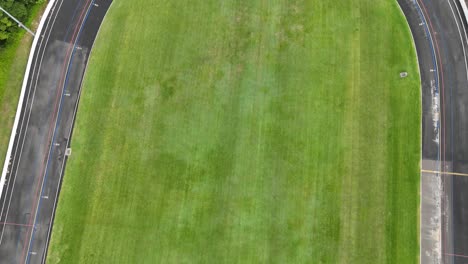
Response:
[0,0,41,43]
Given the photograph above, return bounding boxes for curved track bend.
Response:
[399,0,468,263]
[0,0,111,263]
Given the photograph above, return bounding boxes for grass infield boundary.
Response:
[394,2,423,263]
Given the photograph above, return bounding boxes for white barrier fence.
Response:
[461,0,468,20]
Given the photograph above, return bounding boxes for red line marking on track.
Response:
[0,222,34,227]
[418,0,448,259]
[445,253,468,259]
[18,0,93,262]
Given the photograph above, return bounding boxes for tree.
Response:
[0,0,39,45]
[0,16,13,41]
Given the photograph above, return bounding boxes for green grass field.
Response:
[48,0,421,263]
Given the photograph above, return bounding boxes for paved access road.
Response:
[0,0,111,263]
[399,0,468,263]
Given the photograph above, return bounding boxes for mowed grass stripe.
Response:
[48,0,420,263]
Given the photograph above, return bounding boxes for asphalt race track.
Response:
[399,0,468,263]
[0,0,111,263]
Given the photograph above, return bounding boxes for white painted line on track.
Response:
[0,0,63,246]
[0,0,59,200]
[452,0,468,47]
[447,0,468,82]
[24,1,96,259]
[40,139,68,263]
[41,2,114,261]
[422,169,468,177]
[0,0,62,221]
[0,0,63,225]
[459,0,468,23]
[410,1,444,263]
